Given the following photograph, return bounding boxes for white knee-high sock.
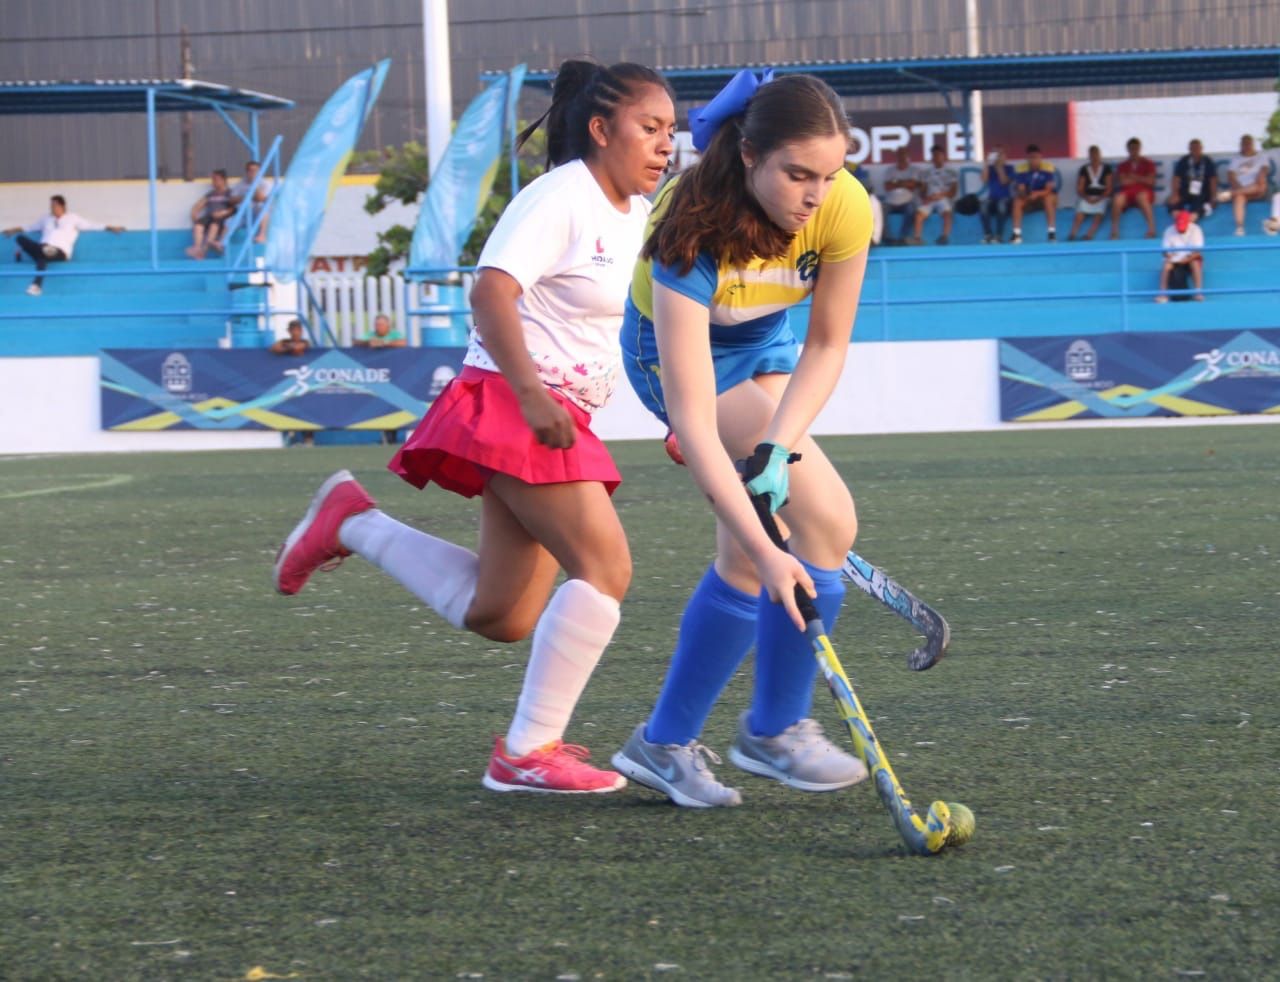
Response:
[504,579,621,756]
[339,510,477,630]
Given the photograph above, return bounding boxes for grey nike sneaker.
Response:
[728,713,868,792]
[611,724,742,808]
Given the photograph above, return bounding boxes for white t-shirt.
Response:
[919,164,959,199]
[470,158,651,413]
[882,164,917,206]
[1162,223,1204,264]
[235,177,272,206]
[23,212,105,259]
[1229,152,1270,188]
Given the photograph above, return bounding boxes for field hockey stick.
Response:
[666,429,948,671]
[841,551,951,671]
[749,494,959,856]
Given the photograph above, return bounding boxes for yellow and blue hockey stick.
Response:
[750,494,965,856]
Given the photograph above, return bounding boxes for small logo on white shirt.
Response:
[591,235,614,265]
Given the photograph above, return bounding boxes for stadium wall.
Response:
[6,340,1276,455]
[0,357,280,454]
[4,342,997,455]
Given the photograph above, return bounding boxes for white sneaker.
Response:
[1263,217,1280,236]
[25,283,42,297]
[1234,226,1246,237]
[612,724,742,808]
[729,713,868,792]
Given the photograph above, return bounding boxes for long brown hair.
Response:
[645,74,847,273]
[518,59,671,169]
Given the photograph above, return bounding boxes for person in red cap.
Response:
[1156,209,1204,303]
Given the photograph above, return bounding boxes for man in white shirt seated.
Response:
[231,160,272,243]
[1221,134,1271,236]
[880,147,919,245]
[1156,209,1204,303]
[3,195,124,297]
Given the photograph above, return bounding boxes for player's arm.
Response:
[652,282,813,628]
[469,267,575,448]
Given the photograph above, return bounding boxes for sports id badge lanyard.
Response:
[1187,158,1206,198]
[1086,163,1104,193]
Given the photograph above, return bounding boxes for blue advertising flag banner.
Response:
[999,329,1280,421]
[409,64,527,272]
[100,347,465,431]
[265,59,391,283]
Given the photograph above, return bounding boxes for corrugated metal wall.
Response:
[2,0,1277,182]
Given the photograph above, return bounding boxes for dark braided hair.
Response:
[518,59,671,169]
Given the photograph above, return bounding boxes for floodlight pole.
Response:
[966,0,985,161]
[423,0,452,177]
[146,86,159,269]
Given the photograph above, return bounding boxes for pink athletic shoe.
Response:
[482,737,627,794]
[273,470,376,595]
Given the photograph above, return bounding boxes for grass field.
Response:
[2,424,1278,980]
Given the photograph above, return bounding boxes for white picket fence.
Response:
[307,272,474,346]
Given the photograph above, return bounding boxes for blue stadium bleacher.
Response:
[3,199,1276,357]
[794,197,1279,341]
[0,229,273,357]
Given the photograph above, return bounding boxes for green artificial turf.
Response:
[1,424,1277,979]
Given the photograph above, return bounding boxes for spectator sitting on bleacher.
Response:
[272,320,313,446]
[1156,209,1204,304]
[3,194,123,297]
[881,147,918,245]
[355,313,407,348]
[1068,145,1113,241]
[1011,144,1058,244]
[270,319,311,356]
[186,168,235,259]
[1110,137,1157,239]
[979,144,1015,243]
[910,144,958,245]
[1223,134,1270,237]
[1166,138,1216,221]
[232,160,272,244]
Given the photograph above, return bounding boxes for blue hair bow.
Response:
[689,67,775,152]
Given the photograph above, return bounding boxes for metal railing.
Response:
[402,266,478,347]
[860,238,1280,337]
[0,260,309,347]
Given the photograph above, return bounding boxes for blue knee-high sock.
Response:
[645,565,758,746]
[748,560,846,737]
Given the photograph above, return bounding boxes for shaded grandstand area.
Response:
[1,231,240,355]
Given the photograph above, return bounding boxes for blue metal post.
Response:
[509,99,519,200]
[146,86,159,269]
[1120,250,1130,332]
[877,256,890,339]
[250,110,261,159]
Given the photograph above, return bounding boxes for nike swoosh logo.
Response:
[637,746,678,782]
